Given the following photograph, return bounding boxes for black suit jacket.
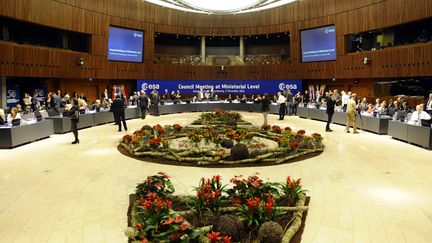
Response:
[261,98,271,112]
[138,95,149,108]
[110,98,125,113]
[326,98,336,114]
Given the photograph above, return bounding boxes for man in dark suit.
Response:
[150,89,160,116]
[326,93,336,132]
[110,95,127,132]
[138,90,149,119]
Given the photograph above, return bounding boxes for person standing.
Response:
[261,93,271,126]
[326,93,336,132]
[293,91,301,115]
[150,89,160,116]
[426,93,432,114]
[111,95,127,132]
[277,92,287,120]
[69,99,80,144]
[285,89,294,116]
[138,90,149,119]
[345,93,358,134]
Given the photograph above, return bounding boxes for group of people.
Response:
[322,90,432,133]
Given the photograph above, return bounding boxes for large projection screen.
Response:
[300,25,336,62]
[108,26,144,63]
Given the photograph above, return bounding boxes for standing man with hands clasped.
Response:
[138,90,149,119]
[345,93,359,134]
[110,95,128,132]
[326,93,336,132]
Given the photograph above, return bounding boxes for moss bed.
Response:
[118,109,324,167]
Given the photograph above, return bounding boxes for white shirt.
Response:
[426,99,432,111]
[7,113,21,123]
[277,95,286,104]
[408,111,431,125]
[341,94,349,106]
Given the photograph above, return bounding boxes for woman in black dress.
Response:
[261,93,271,126]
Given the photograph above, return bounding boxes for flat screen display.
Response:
[300,25,336,62]
[108,26,143,62]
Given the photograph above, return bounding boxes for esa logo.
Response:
[278,83,297,91]
[141,83,160,91]
[325,28,335,34]
[133,32,143,38]
[7,90,17,99]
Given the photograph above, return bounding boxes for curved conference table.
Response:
[1,102,431,149]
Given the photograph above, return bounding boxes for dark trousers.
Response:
[326,112,334,130]
[293,103,299,115]
[152,104,159,116]
[140,106,147,119]
[279,103,286,120]
[71,119,78,141]
[114,111,127,131]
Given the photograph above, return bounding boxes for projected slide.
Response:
[301,25,336,62]
[108,26,144,62]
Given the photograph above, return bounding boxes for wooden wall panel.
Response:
[0,0,431,83]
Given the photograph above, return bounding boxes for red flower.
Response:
[162,218,175,225]
[157,171,169,178]
[287,176,291,184]
[297,129,306,134]
[157,197,162,212]
[250,180,261,187]
[290,142,299,148]
[175,216,184,223]
[140,239,148,243]
[214,189,221,198]
[296,178,301,185]
[265,197,275,216]
[147,193,156,201]
[246,198,256,214]
[222,236,232,243]
[208,231,222,243]
[155,181,163,189]
[180,224,189,231]
[212,175,221,183]
[165,199,172,209]
[197,189,203,199]
[135,224,144,230]
[312,133,321,137]
[143,200,152,211]
[289,180,294,190]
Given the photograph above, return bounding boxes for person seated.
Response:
[192,96,197,103]
[15,104,23,113]
[78,98,88,114]
[226,94,233,102]
[92,99,102,112]
[101,98,110,110]
[366,103,376,114]
[377,101,389,115]
[213,94,219,101]
[34,101,45,111]
[7,107,21,124]
[254,94,262,103]
[0,108,5,125]
[176,90,182,100]
[241,95,247,103]
[408,104,431,126]
[22,93,32,112]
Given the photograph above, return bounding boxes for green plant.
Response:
[135,172,175,199]
[238,196,284,228]
[226,174,280,205]
[161,139,170,148]
[191,175,225,213]
[132,193,199,242]
[281,176,307,205]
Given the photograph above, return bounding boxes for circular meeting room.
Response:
[1,0,432,242]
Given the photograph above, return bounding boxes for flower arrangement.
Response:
[238,196,284,228]
[135,172,174,199]
[276,136,289,147]
[212,134,223,145]
[149,137,161,149]
[132,193,196,242]
[281,176,307,205]
[122,134,132,143]
[173,124,183,132]
[225,128,252,143]
[271,125,282,134]
[153,124,165,135]
[187,130,203,144]
[296,129,306,135]
[192,175,224,213]
[289,141,299,149]
[226,173,279,205]
[208,231,232,243]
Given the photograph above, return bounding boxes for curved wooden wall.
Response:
[0,0,431,81]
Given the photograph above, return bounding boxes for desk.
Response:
[0,120,54,148]
[94,111,115,125]
[48,113,95,133]
[388,121,432,149]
